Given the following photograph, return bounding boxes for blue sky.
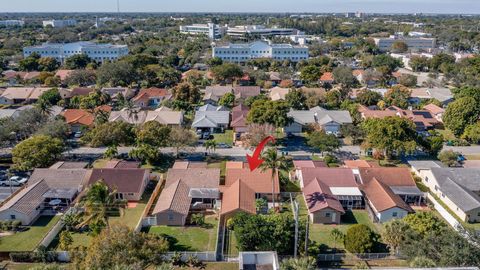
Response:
[1,0,479,14]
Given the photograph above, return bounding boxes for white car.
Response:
[0,176,28,186]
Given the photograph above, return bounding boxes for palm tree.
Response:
[124,100,139,122]
[259,147,289,210]
[77,180,125,229]
[204,139,217,154]
[35,99,53,116]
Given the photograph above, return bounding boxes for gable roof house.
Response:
[319,72,334,84]
[152,168,220,226]
[0,105,34,119]
[409,87,453,106]
[358,168,421,222]
[86,168,150,201]
[269,87,290,101]
[192,105,230,132]
[0,87,50,105]
[109,110,147,125]
[58,87,95,100]
[203,85,233,105]
[0,168,89,225]
[423,103,445,122]
[101,87,136,100]
[55,69,74,82]
[231,104,250,141]
[419,168,480,223]
[358,105,440,132]
[132,88,171,108]
[220,166,280,219]
[233,86,261,101]
[285,107,352,135]
[62,106,112,133]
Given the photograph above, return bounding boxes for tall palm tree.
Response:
[77,180,125,229]
[259,147,289,210]
[124,100,139,122]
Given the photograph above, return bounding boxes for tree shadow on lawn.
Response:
[160,233,195,251]
[340,211,360,224]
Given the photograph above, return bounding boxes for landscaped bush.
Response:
[189,213,205,226]
[344,224,378,254]
[0,220,22,231]
[10,252,34,262]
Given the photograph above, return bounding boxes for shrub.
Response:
[170,252,183,266]
[344,224,377,254]
[190,213,205,226]
[10,252,34,262]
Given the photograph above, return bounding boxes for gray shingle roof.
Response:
[310,107,352,125]
[192,111,230,128]
[430,168,480,212]
[288,110,316,125]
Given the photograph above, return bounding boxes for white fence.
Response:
[39,216,64,248]
[142,216,157,227]
[163,251,217,262]
[317,253,399,261]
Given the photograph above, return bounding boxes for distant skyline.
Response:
[2,0,480,14]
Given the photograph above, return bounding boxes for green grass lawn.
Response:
[0,215,61,252]
[147,215,219,251]
[213,130,234,145]
[308,210,379,251]
[92,159,109,168]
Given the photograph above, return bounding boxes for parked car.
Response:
[217,143,232,149]
[0,176,28,187]
[74,132,82,138]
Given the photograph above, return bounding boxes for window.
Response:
[168,213,174,221]
[10,215,16,219]
[392,212,398,217]
[325,212,331,217]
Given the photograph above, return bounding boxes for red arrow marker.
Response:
[247,136,276,171]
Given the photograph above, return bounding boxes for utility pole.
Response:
[292,196,299,258]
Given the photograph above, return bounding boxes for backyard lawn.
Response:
[146,214,219,251]
[0,215,61,252]
[213,130,234,145]
[308,210,379,251]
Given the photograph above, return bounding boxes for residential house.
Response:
[0,87,49,105]
[291,160,327,181]
[63,106,112,132]
[407,160,443,178]
[101,87,136,100]
[152,167,220,225]
[144,111,184,127]
[55,70,74,82]
[266,71,282,86]
[132,88,171,108]
[418,168,480,223]
[319,72,334,84]
[233,86,261,102]
[231,104,249,142]
[0,167,89,225]
[299,168,364,210]
[358,105,440,132]
[220,164,280,220]
[409,87,453,106]
[358,167,422,222]
[0,105,34,119]
[103,160,141,169]
[423,103,445,122]
[86,168,150,201]
[303,178,345,224]
[203,85,233,105]
[172,161,208,169]
[285,107,353,135]
[108,110,147,125]
[269,87,289,101]
[49,161,89,169]
[58,87,94,100]
[192,105,230,133]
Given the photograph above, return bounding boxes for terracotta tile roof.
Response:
[49,161,88,169]
[423,103,444,115]
[293,160,327,169]
[343,160,372,169]
[133,87,169,102]
[320,72,334,82]
[303,179,345,213]
[104,160,140,169]
[153,179,192,215]
[232,104,249,112]
[0,87,35,100]
[362,177,413,212]
[55,70,74,81]
[352,70,365,77]
[87,168,149,194]
[359,167,416,187]
[62,109,95,126]
[172,161,209,169]
[225,162,245,169]
[165,168,220,187]
[23,72,40,80]
[300,168,358,188]
[224,168,279,194]
[220,179,256,215]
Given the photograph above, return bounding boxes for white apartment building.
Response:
[212,41,309,63]
[0,20,25,27]
[226,25,300,38]
[23,42,129,63]
[179,23,226,39]
[374,35,436,52]
[42,19,77,28]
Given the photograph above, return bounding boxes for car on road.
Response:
[217,143,232,149]
[0,176,28,187]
